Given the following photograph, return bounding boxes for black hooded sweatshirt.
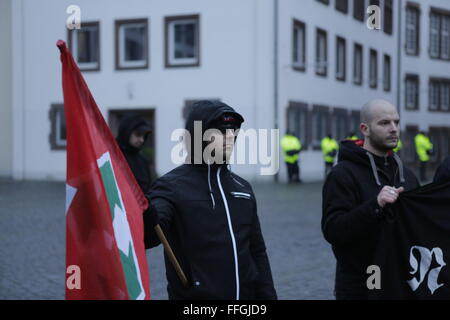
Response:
[116,115,152,194]
[434,156,450,184]
[144,100,277,300]
[322,140,420,300]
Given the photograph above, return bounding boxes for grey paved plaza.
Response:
[0,179,335,300]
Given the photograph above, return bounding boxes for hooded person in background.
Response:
[433,156,450,184]
[116,114,153,194]
[322,99,419,300]
[143,100,277,300]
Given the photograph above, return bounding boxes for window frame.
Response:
[311,104,331,150]
[316,28,328,77]
[384,0,393,35]
[353,0,365,22]
[336,36,346,82]
[335,0,348,14]
[353,42,363,86]
[292,19,307,72]
[383,54,391,92]
[49,104,67,150]
[115,18,149,70]
[165,14,201,68]
[429,8,450,61]
[67,21,100,72]
[369,48,378,89]
[286,101,311,149]
[405,4,420,56]
[429,78,450,112]
[405,74,419,111]
[332,107,349,141]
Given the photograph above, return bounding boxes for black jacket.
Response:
[433,156,450,184]
[322,140,420,300]
[144,101,277,300]
[116,115,152,194]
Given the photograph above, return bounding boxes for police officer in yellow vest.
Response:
[393,138,402,153]
[346,132,358,141]
[414,131,433,182]
[281,131,302,183]
[321,134,339,178]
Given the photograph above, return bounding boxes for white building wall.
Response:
[277,0,398,181]
[0,0,13,178]
[12,0,275,181]
[400,0,450,131]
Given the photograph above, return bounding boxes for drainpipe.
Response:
[273,0,279,183]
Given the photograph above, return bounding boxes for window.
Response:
[115,18,149,70]
[68,22,100,71]
[316,28,328,76]
[165,15,200,67]
[336,36,346,81]
[429,80,440,111]
[429,9,450,60]
[349,110,361,134]
[441,82,450,111]
[405,74,419,110]
[383,54,391,92]
[287,102,310,148]
[312,105,330,149]
[430,12,441,58]
[317,0,330,5]
[335,0,348,14]
[406,5,420,55]
[49,104,67,150]
[384,0,393,35]
[353,0,365,21]
[332,108,349,141]
[292,19,306,71]
[369,49,378,89]
[353,43,363,85]
[369,0,380,6]
[429,78,450,112]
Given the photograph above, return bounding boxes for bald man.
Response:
[321,99,419,300]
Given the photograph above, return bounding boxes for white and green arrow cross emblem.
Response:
[97,152,145,300]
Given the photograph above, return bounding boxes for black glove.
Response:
[327,150,337,158]
[427,149,433,156]
[143,203,159,228]
[286,149,300,156]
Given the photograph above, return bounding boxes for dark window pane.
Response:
[384,0,393,35]
[125,26,145,61]
[174,22,196,59]
[353,0,365,21]
[77,27,98,63]
[336,0,348,13]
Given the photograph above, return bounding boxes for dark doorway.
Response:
[108,108,156,180]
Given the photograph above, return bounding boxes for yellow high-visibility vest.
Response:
[414,133,433,162]
[281,135,302,164]
[321,137,339,164]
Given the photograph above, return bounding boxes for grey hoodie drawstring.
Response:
[207,161,216,209]
[393,153,406,184]
[366,152,382,186]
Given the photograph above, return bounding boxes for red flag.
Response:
[57,40,150,300]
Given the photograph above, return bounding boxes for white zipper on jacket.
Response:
[216,166,240,300]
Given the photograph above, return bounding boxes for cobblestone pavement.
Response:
[0,179,335,300]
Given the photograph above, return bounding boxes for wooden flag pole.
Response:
[154,224,189,288]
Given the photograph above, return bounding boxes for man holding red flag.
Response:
[57,40,150,300]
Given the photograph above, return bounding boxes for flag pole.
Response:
[154,224,189,288]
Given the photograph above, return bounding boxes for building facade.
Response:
[1,0,449,182]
